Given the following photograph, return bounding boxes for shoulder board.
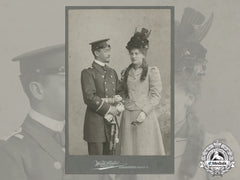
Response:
[81,67,93,74]
[14,134,24,139]
[2,127,23,141]
[86,67,95,72]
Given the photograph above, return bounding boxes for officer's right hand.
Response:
[114,95,123,102]
[108,106,118,116]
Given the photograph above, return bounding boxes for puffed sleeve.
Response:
[137,66,162,115]
[81,69,110,116]
[0,141,27,180]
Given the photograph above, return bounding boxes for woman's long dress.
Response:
[120,66,165,155]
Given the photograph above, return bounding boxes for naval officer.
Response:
[0,44,98,180]
[81,39,121,155]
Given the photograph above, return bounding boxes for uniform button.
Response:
[112,82,115,84]
[54,161,62,170]
[113,88,115,91]
[106,95,108,98]
[96,101,100,105]
[110,75,113,78]
[105,89,108,91]
[115,137,119,143]
[102,75,104,78]
[104,82,107,84]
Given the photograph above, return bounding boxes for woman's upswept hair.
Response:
[126,28,151,53]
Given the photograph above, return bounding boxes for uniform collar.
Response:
[94,59,106,66]
[29,109,65,132]
[93,60,108,73]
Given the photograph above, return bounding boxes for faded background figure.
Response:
[101,7,240,180]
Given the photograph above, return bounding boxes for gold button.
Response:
[105,89,108,91]
[104,82,107,84]
[54,161,62,170]
[96,101,100,105]
[110,75,113,78]
[102,75,104,78]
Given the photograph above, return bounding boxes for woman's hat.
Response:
[126,28,151,51]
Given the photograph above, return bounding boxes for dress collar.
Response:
[129,66,143,77]
[29,109,65,132]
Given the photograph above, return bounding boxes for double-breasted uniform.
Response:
[81,61,119,143]
[0,115,98,180]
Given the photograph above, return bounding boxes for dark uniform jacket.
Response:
[0,116,98,180]
[81,61,119,142]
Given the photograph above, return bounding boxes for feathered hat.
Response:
[175,7,214,80]
[126,28,151,51]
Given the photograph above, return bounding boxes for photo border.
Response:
[65,6,174,174]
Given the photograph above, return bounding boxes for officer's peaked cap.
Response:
[89,38,110,51]
[12,44,65,76]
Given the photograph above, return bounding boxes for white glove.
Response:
[114,95,123,103]
[136,111,147,123]
[116,102,125,113]
[131,111,146,126]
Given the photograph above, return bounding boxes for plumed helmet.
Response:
[175,7,213,82]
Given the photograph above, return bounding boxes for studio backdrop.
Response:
[66,6,173,174]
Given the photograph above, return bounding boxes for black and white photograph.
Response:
[1,0,240,179]
[66,7,174,173]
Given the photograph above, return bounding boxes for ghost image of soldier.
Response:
[0,45,98,180]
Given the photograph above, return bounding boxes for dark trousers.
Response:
[88,142,110,155]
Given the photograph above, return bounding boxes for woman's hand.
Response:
[137,111,147,122]
[131,111,147,126]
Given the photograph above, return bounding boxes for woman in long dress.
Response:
[119,28,165,155]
